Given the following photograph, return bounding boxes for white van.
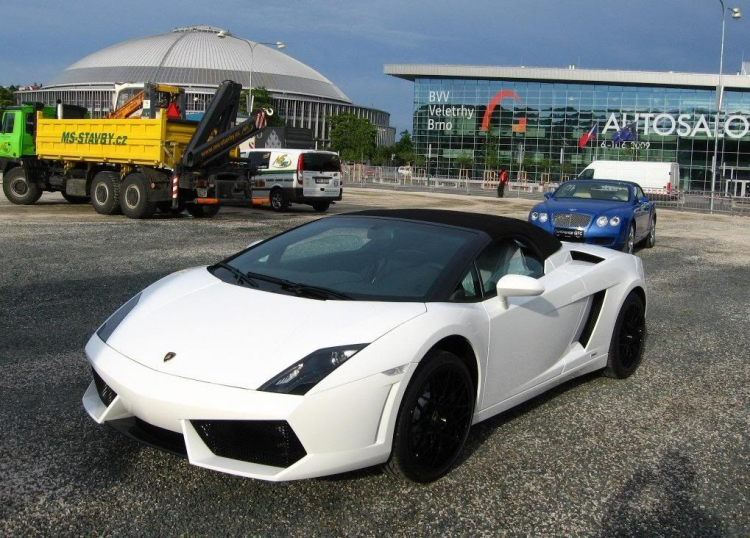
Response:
[243,149,343,212]
[578,160,679,195]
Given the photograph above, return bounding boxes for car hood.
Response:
[542,197,631,215]
[104,268,426,390]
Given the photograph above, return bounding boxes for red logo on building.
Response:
[481,90,526,133]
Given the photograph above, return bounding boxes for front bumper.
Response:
[530,219,625,249]
[82,335,408,481]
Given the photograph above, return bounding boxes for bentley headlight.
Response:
[539,213,548,223]
[596,216,609,227]
[260,344,368,395]
[530,212,539,221]
[96,293,142,343]
[610,216,621,226]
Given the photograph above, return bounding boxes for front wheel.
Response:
[311,201,331,212]
[622,223,635,255]
[3,167,41,205]
[643,216,656,248]
[384,350,475,483]
[603,292,646,379]
[186,204,220,218]
[269,189,289,212]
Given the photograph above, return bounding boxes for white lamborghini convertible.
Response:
[83,209,647,483]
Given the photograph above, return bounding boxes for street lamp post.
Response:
[245,40,285,114]
[710,2,741,212]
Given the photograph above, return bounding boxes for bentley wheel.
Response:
[644,216,656,248]
[623,223,635,255]
[604,292,646,379]
[385,350,474,483]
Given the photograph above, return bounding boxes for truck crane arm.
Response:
[180,80,270,169]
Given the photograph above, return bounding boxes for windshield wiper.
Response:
[214,262,259,288]
[244,272,351,300]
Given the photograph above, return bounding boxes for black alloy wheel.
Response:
[385,350,475,483]
[604,292,646,379]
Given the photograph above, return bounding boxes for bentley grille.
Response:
[552,212,592,228]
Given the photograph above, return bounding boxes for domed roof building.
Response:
[17,26,394,146]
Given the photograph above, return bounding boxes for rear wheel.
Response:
[61,192,90,204]
[384,350,475,483]
[186,204,220,218]
[3,167,41,205]
[120,173,157,219]
[270,188,289,212]
[603,292,646,379]
[312,201,331,212]
[90,171,121,215]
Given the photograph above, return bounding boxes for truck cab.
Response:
[0,104,53,161]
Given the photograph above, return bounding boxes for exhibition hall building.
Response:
[385,64,750,190]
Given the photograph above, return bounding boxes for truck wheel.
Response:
[120,173,157,219]
[90,171,122,215]
[3,167,41,205]
[312,201,331,212]
[61,192,90,204]
[270,189,289,211]
[186,204,220,218]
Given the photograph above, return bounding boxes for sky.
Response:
[3,0,750,134]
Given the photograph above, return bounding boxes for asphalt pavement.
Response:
[0,189,748,537]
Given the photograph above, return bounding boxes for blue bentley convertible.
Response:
[528,180,656,254]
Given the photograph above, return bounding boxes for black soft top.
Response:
[343,209,562,259]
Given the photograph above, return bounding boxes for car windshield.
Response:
[223,216,476,301]
[554,181,631,202]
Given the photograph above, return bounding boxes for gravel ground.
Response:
[1,189,748,537]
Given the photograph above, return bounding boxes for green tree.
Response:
[239,86,284,126]
[393,130,413,164]
[0,86,14,108]
[329,113,377,162]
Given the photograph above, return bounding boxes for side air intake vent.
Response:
[570,251,605,264]
[579,290,606,347]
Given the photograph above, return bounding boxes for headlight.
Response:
[259,344,368,395]
[539,213,548,223]
[596,216,609,227]
[530,212,539,221]
[609,216,621,226]
[96,293,142,343]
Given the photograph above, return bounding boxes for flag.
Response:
[612,121,638,144]
[578,122,599,148]
[254,110,267,130]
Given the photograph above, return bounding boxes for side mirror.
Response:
[544,192,553,199]
[247,239,263,249]
[637,196,649,204]
[496,274,545,309]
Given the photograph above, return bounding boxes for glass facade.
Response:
[412,77,750,190]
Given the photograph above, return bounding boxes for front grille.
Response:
[107,417,188,458]
[92,368,117,406]
[552,212,592,228]
[191,420,307,468]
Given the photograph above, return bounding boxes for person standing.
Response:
[497,168,509,198]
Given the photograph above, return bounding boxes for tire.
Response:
[90,171,121,215]
[312,201,331,212]
[157,200,186,215]
[384,350,475,483]
[603,292,646,379]
[120,173,157,219]
[61,192,90,204]
[642,216,656,248]
[186,204,220,218]
[269,188,289,212]
[3,167,41,205]
[622,223,635,255]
